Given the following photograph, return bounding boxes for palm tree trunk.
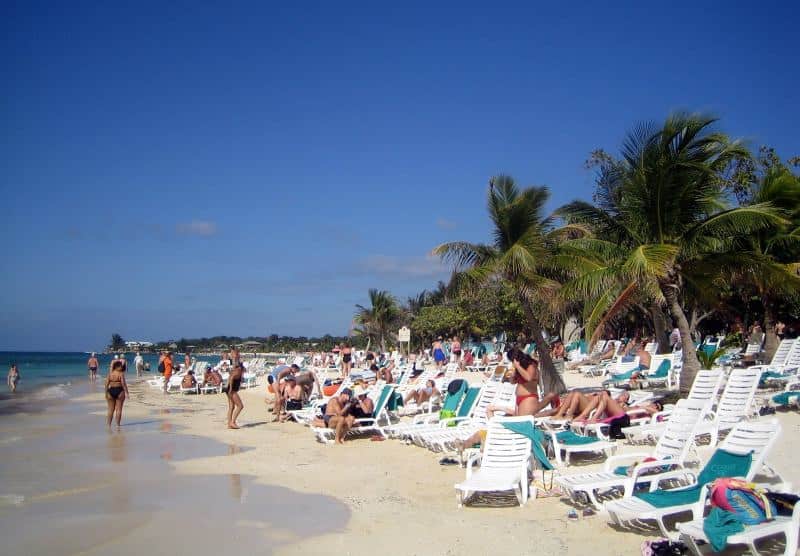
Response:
[520,301,566,394]
[761,294,778,362]
[661,282,701,397]
[650,303,671,354]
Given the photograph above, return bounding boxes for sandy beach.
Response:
[2,369,792,555]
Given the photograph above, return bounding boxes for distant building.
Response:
[124,340,154,351]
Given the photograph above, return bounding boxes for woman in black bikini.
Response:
[105,360,129,428]
[226,362,244,429]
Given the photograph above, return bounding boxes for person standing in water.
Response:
[226,362,244,429]
[105,359,129,428]
[7,363,20,392]
[134,352,145,377]
[87,352,99,381]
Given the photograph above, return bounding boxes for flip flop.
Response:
[567,509,579,521]
[582,508,596,517]
[370,435,385,442]
[439,457,459,466]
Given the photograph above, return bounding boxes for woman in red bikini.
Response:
[488,349,557,418]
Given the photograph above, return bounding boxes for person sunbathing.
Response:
[577,391,631,423]
[566,341,616,370]
[403,379,439,406]
[537,390,600,419]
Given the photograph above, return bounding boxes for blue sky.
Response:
[1,1,797,351]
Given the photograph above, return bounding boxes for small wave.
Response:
[30,384,71,401]
[0,494,25,506]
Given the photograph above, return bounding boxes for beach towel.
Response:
[556,430,601,445]
[647,359,670,379]
[635,449,753,508]
[771,391,800,406]
[703,507,744,552]
[501,421,554,471]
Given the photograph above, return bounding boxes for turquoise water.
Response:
[0,352,219,398]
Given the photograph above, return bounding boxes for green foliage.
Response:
[696,347,726,370]
[110,333,125,350]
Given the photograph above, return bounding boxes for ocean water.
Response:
[0,351,219,405]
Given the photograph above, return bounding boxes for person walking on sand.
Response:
[134,352,145,377]
[230,345,241,366]
[432,337,446,368]
[162,352,173,393]
[226,362,244,429]
[105,359,129,428]
[87,352,99,381]
[7,363,20,392]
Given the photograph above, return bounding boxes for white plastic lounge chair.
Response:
[604,419,783,537]
[694,367,763,446]
[623,370,724,443]
[312,385,395,444]
[454,416,533,507]
[544,424,617,467]
[556,399,707,509]
[416,383,515,452]
[677,486,800,556]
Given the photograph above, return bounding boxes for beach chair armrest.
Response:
[603,452,651,472]
[465,453,482,478]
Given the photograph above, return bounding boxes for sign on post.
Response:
[398,327,411,343]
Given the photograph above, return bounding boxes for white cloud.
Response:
[176,220,218,237]
[436,217,457,230]
[359,254,448,278]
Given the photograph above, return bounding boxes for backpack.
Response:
[709,478,775,525]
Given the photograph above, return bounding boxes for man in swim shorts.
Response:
[87,352,99,381]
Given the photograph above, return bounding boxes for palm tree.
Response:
[559,113,783,395]
[354,289,401,353]
[433,176,568,393]
[733,166,800,360]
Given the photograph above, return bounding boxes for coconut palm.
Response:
[354,289,401,354]
[558,113,784,395]
[731,166,800,359]
[433,176,568,393]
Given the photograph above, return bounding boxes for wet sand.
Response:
[0,387,349,555]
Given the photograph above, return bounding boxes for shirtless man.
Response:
[294,370,322,400]
[230,346,241,366]
[280,375,305,421]
[87,352,99,381]
[312,389,355,444]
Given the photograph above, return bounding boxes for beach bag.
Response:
[709,478,775,525]
[608,414,631,439]
[438,409,457,426]
[641,539,687,556]
[765,491,800,517]
[531,469,563,499]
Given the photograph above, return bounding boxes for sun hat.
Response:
[353,385,368,398]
